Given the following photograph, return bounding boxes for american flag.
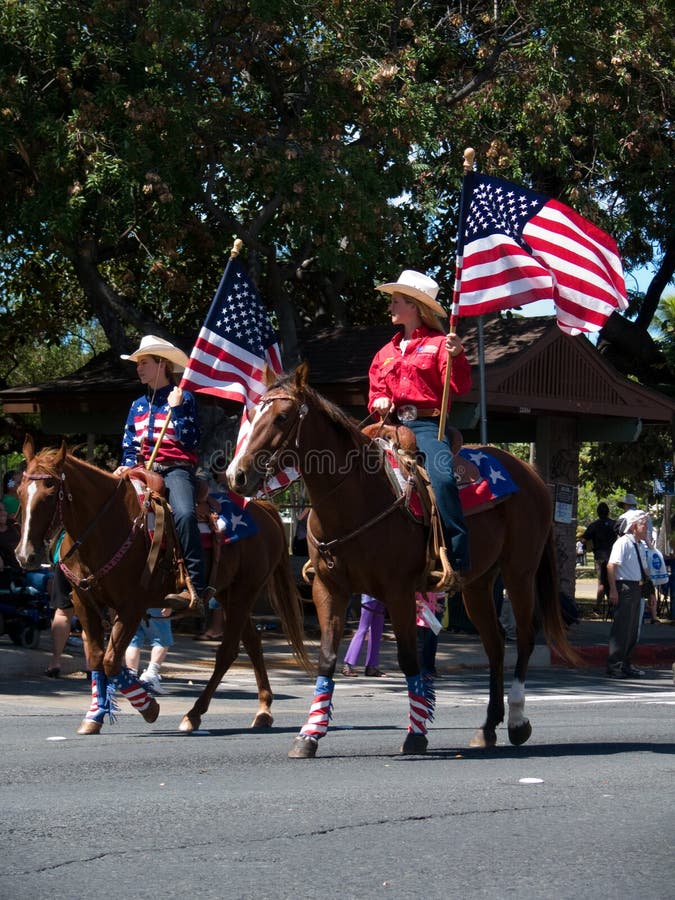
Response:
[452,173,628,336]
[181,256,297,491]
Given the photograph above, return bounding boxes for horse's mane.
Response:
[273,373,366,450]
[34,445,113,479]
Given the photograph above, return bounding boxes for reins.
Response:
[261,389,407,568]
[24,460,144,592]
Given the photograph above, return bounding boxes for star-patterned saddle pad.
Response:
[456,448,519,515]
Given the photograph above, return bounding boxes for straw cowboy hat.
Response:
[120,335,189,371]
[376,269,447,318]
[618,493,638,507]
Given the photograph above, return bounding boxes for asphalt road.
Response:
[1,666,673,900]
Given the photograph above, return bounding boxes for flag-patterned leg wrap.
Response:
[85,670,118,725]
[299,676,334,741]
[113,666,155,715]
[406,674,434,736]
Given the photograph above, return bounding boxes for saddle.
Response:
[361,423,482,594]
[121,468,195,603]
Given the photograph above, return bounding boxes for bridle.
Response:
[254,391,308,494]
[22,464,144,591]
[254,390,407,569]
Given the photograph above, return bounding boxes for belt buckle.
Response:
[397,404,418,422]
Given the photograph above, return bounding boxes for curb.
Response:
[551,643,675,668]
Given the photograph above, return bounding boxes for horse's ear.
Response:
[293,361,310,392]
[23,434,35,462]
[262,363,277,388]
[56,440,68,465]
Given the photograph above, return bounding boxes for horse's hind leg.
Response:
[179,603,246,733]
[502,575,537,747]
[463,578,505,748]
[240,615,274,729]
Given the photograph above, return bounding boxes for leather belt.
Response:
[415,408,442,418]
[150,462,194,475]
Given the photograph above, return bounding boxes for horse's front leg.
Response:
[104,612,159,725]
[387,587,432,755]
[70,592,110,736]
[288,576,348,759]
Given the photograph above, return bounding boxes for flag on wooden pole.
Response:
[181,254,297,491]
[452,172,628,335]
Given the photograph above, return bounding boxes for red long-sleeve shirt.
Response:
[368,326,472,413]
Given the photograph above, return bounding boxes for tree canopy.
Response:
[0,0,673,389]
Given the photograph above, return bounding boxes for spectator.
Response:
[45,566,89,679]
[1,471,20,519]
[0,504,20,571]
[416,591,445,678]
[342,594,387,677]
[616,492,654,544]
[581,502,617,615]
[125,607,175,695]
[606,509,651,678]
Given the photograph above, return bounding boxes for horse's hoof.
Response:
[508,719,532,747]
[178,714,199,733]
[469,728,497,748]
[251,712,273,729]
[288,735,318,758]
[77,719,102,735]
[141,698,160,723]
[400,732,428,755]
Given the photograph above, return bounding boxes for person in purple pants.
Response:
[341,594,387,677]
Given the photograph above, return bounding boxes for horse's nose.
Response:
[233,469,246,489]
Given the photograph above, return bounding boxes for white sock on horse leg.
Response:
[507,678,526,728]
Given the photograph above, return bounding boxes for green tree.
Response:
[0,0,673,386]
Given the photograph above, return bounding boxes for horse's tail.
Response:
[536,528,584,668]
[257,500,313,675]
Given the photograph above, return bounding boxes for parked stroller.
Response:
[0,567,53,649]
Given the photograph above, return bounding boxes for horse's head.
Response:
[227,363,309,496]
[16,435,67,569]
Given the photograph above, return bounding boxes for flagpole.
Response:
[145,238,244,471]
[437,147,475,441]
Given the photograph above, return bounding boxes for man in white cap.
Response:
[115,335,206,616]
[368,270,472,574]
[605,509,652,678]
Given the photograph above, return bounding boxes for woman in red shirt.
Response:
[369,270,472,571]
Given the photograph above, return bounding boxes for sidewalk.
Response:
[2,611,674,682]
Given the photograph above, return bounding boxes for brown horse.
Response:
[227,364,580,758]
[16,436,310,735]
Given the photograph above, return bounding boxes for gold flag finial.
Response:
[463,148,475,175]
[230,238,244,259]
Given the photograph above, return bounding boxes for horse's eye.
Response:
[274,412,288,426]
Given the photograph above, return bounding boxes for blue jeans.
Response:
[164,466,206,595]
[405,418,469,570]
[129,610,174,649]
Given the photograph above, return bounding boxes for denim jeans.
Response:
[164,466,206,595]
[405,417,469,570]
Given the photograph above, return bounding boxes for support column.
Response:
[533,416,580,604]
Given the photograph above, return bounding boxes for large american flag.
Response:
[181,256,297,491]
[452,173,628,335]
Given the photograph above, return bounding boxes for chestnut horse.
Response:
[227,364,580,758]
[16,437,310,735]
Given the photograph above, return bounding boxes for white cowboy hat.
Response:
[375,269,447,318]
[618,493,638,507]
[120,335,189,371]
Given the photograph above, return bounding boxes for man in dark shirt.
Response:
[582,502,617,614]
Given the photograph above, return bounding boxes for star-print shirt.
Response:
[368,326,472,413]
[121,384,200,469]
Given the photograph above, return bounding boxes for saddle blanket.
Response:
[456,448,519,513]
[130,479,258,547]
[198,491,259,547]
[382,445,518,517]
